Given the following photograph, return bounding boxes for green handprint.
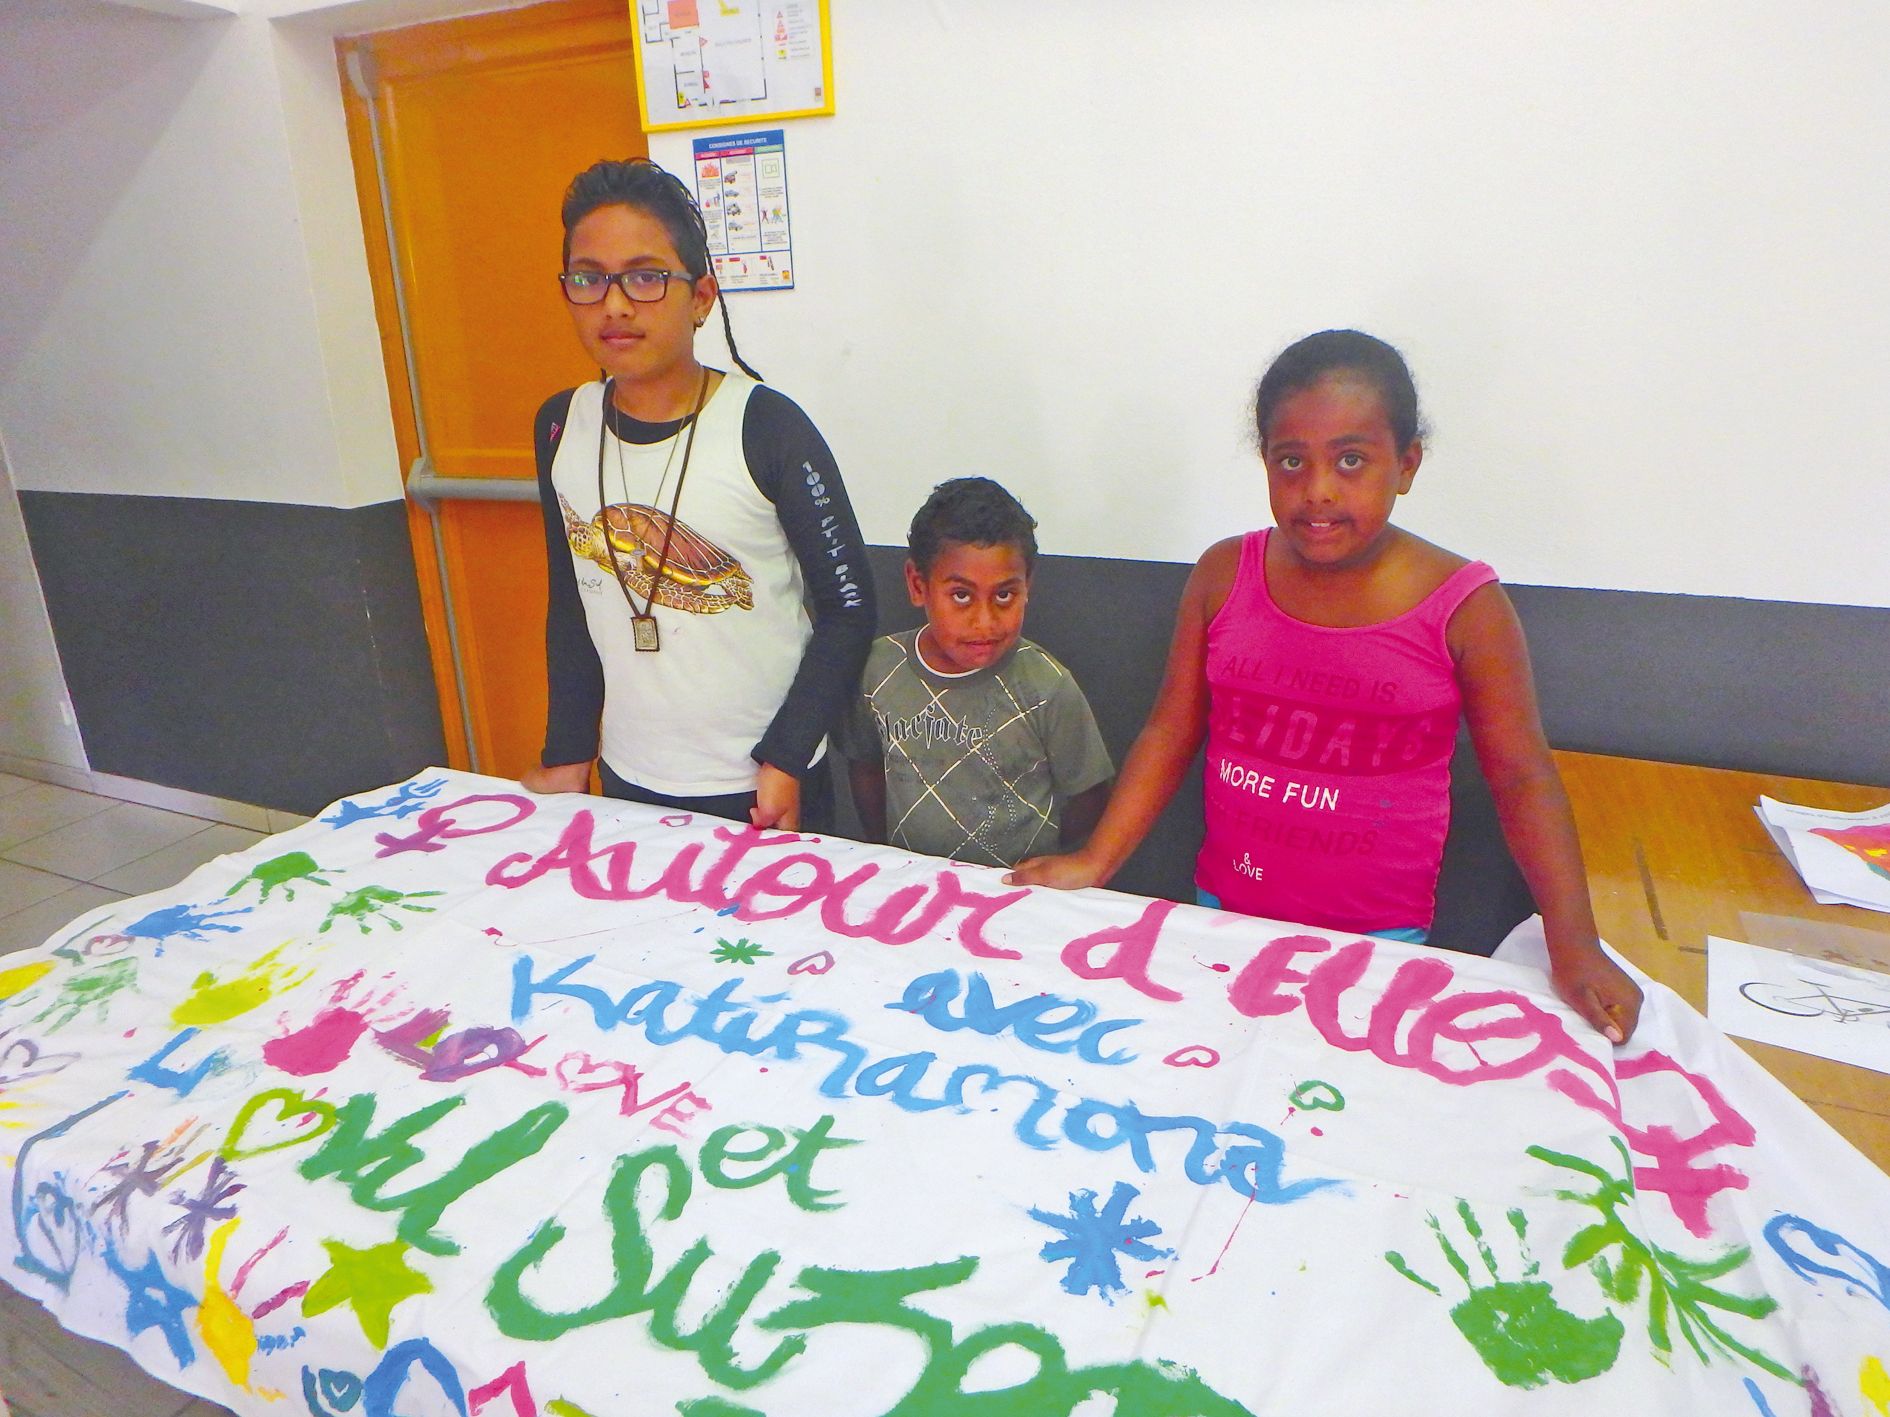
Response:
[226,851,333,904]
[1387,1199,1623,1389]
[319,885,442,935]
[1531,1139,1792,1382]
[34,957,139,1031]
[171,945,316,1027]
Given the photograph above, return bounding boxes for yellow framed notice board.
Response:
[629,0,833,132]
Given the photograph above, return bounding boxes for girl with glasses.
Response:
[522,158,875,832]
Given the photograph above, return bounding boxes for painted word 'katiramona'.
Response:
[385,795,1755,1234]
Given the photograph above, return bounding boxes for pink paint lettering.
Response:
[648,1090,714,1135]
[490,816,1029,960]
[553,1051,694,1120]
[376,794,537,857]
[1060,899,1185,1002]
[1227,932,1757,1231]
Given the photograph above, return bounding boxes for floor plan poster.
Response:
[633,0,832,131]
[694,128,794,291]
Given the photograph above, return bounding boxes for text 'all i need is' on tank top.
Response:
[1199,529,1497,934]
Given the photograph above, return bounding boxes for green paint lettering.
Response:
[698,1115,858,1213]
[758,1260,1254,1415]
[487,1145,803,1391]
[300,1093,566,1256]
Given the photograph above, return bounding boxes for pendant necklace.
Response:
[594,368,710,653]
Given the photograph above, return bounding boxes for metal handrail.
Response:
[405,460,542,507]
[402,457,542,774]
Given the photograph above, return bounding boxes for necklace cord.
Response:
[595,369,712,621]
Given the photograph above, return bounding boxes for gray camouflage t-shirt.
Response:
[842,630,1113,867]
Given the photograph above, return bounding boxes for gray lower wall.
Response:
[1505,584,1889,782]
[844,544,1890,952]
[14,495,1887,950]
[19,492,446,816]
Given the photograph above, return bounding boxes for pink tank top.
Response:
[1198,529,1497,932]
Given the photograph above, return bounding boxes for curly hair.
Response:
[907,477,1039,574]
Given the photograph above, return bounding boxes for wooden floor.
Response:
[1556,750,1890,1171]
[0,1284,229,1417]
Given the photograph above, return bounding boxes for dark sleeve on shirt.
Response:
[742,386,879,773]
[536,388,605,767]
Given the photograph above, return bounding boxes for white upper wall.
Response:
[0,0,400,508]
[649,0,1890,608]
[1,0,1884,606]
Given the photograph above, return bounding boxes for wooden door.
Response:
[338,0,644,776]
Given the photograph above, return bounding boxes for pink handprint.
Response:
[260,970,410,1077]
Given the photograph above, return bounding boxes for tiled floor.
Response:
[0,770,264,1417]
[0,772,269,957]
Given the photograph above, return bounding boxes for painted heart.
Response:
[788,951,835,976]
[0,1035,81,1085]
[1289,1079,1346,1112]
[20,1180,84,1284]
[1163,1045,1221,1068]
[660,813,694,828]
[553,1050,632,1092]
[221,1087,339,1160]
[316,1367,364,1411]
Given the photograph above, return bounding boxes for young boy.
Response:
[842,477,1113,867]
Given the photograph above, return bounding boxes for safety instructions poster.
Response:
[693,128,795,292]
[632,0,832,132]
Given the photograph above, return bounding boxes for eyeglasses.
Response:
[558,268,694,305]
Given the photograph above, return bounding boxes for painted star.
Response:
[1030,1181,1176,1302]
[710,937,773,966]
[94,1141,187,1239]
[163,1155,245,1262]
[301,1237,433,1346]
[104,1243,198,1365]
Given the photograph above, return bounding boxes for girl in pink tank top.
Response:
[1009,330,1644,1045]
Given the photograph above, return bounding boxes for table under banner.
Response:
[2,770,1886,1416]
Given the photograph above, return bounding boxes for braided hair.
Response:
[560,157,762,382]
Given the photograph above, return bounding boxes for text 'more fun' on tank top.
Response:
[1199,528,1498,933]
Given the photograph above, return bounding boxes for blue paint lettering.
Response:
[890,969,1141,1064]
[507,955,1331,1205]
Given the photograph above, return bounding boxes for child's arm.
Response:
[1058,780,1112,850]
[837,684,888,844]
[849,756,888,844]
[524,389,600,796]
[1450,584,1643,1044]
[1007,538,1238,888]
[745,390,878,829]
[523,762,592,794]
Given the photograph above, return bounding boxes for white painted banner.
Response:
[3,771,1887,1415]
